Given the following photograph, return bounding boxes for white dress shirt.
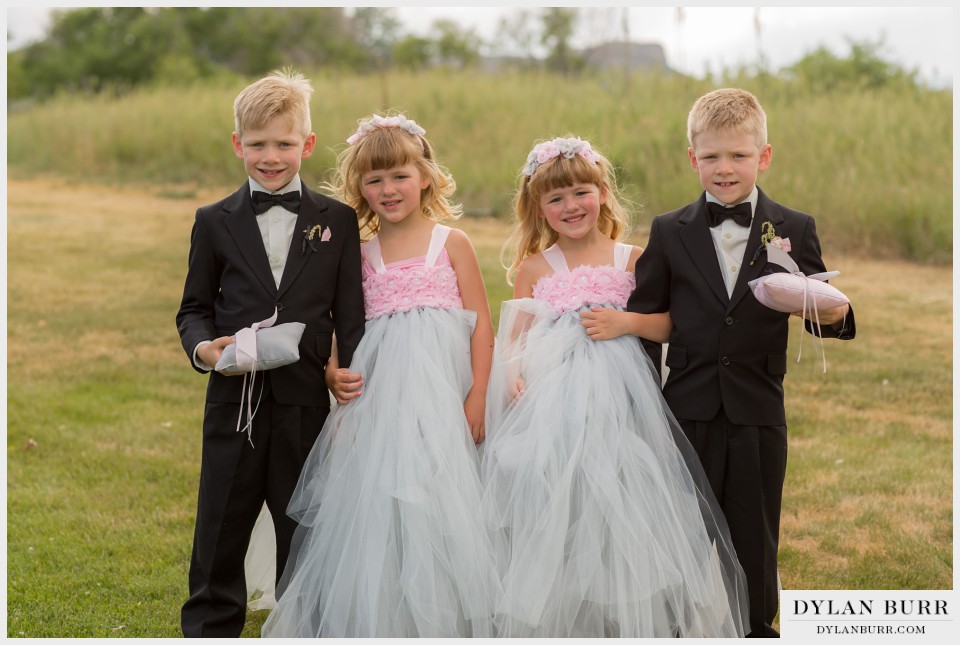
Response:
[706,186,758,297]
[193,176,302,371]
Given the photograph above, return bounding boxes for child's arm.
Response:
[331,212,367,368]
[324,335,364,404]
[504,256,549,398]
[512,259,542,299]
[580,309,672,342]
[176,210,237,372]
[581,244,672,342]
[447,229,494,445]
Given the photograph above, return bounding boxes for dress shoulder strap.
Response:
[613,242,633,272]
[425,224,452,268]
[362,236,386,274]
[542,244,570,274]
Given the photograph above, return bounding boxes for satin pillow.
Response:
[215,322,306,375]
[749,273,849,313]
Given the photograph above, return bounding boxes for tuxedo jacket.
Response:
[176,182,366,408]
[628,188,856,427]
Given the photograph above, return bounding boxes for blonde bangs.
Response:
[525,154,606,201]
[348,128,424,175]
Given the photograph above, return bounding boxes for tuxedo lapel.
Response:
[277,188,330,298]
[223,185,277,297]
[727,188,786,313]
[678,196,729,306]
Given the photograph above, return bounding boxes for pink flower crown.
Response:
[522,137,601,176]
[346,114,427,145]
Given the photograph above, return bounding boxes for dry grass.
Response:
[5,177,951,637]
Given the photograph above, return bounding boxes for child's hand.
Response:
[463,387,486,445]
[580,307,630,341]
[202,336,236,373]
[793,303,850,327]
[508,377,526,402]
[325,366,363,404]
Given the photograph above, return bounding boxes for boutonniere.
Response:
[300,225,332,255]
[749,221,792,266]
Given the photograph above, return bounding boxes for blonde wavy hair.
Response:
[325,114,461,239]
[502,137,631,285]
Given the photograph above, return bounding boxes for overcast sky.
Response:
[4,5,956,88]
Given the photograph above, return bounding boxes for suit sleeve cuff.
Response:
[193,340,214,372]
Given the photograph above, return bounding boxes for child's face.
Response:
[360,163,430,225]
[538,183,606,239]
[232,116,316,192]
[688,129,771,205]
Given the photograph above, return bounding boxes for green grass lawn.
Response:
[5,177,951,637]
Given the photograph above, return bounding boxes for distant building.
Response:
[477,41,671,74]
[582,41,669,72]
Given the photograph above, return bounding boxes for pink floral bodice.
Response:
[361,225,462,320]
[532,243,636,313]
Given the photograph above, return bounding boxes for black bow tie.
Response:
[251,190,300,215]
[705,200,752,228]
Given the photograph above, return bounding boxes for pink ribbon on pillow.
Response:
[234,308,279,445]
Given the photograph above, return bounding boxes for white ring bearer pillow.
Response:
[748,242,850,372]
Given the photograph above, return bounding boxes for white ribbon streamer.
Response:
[234,308,279,446]
[765,245,841,373]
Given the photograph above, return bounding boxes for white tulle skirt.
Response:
[481,299,750,638]
[260,306,502,638]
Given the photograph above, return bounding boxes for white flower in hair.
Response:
[346,114,427,144]
[522,137,601,176]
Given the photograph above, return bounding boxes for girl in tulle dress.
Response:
[481,136,750,637]
[261,114,501,637]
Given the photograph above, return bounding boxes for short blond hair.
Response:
[687,88,767,149]
[326,114,460,239]
[502,137,631,285]
[233,68,313,138]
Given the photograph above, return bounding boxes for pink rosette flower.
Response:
[363,265,462,320]
[770,236,792,252]
[522,136,603,176]
[533,265,636,314]
[536,142,562,163]
[347,114,427,145]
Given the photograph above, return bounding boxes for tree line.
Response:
[7,6,589,100]
[8,6,924,102]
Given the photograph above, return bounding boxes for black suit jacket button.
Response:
[276,302,284,312]
[720,356,731,366]
[724,316,735,326]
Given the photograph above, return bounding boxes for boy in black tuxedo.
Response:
[175,69,365,637]
[627,88,855,637]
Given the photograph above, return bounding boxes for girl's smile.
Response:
[538,183,606,238]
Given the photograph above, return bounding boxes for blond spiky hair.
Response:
[687,87,767,149]
[233,68,313,138]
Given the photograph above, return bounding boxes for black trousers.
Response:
[679,410,787,638]
[181,377,327,638]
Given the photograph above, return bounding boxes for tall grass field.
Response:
[6,68,952,263]
[5,69,953,637]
